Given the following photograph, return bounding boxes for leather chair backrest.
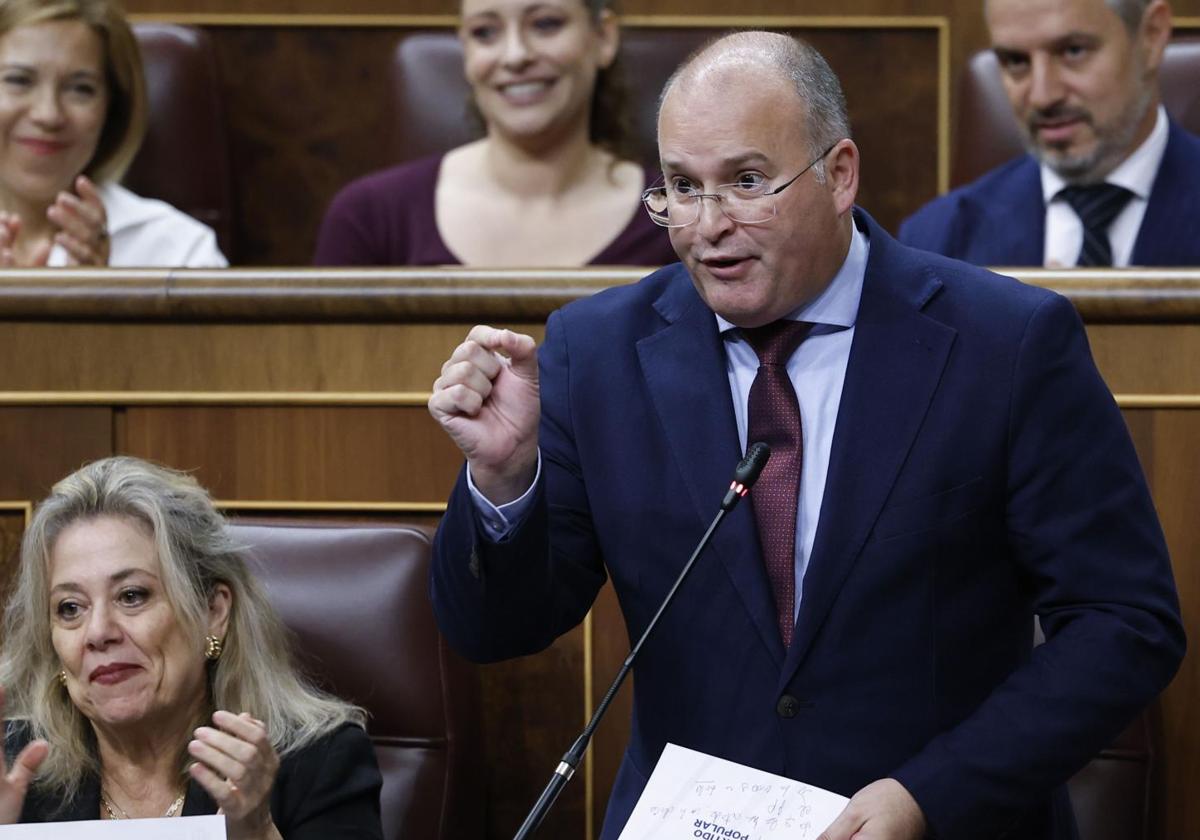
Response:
[1068,717,1154,840]
[1033,620,1154,840]
[124,24,234,258]
[953,38,1200,186]
[228,521,484,840]
[391,28,715,168]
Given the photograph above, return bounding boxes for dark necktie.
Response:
[744,320,812,648]
[1058,183,1134,267]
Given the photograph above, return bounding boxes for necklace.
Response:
[100,788,186,819]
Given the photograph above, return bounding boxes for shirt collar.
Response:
[715,220,869,335]
[1041,104,1168,203]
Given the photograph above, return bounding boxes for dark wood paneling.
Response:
[0,408,113,497]
[0,510,28,613]
[589,580,633,834]
[0,323,494,392]
[208,28,401,265]
[1126,409,1200,840]
[481,629,588,838]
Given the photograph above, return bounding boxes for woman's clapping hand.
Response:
[188,710,282,840]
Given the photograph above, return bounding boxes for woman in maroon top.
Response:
[313,0,675,268]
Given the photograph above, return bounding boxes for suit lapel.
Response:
[1133,120,1200,265]
[637,270,786,664]
[783,216,956,683]
[962,158,1045,266]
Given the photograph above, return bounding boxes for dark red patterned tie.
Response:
[744,320,812,647]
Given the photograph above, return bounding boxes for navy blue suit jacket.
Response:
[898,120,1200,266]
[431,212,1184,839]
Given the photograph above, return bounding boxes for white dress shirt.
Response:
[1041,105,1168,268]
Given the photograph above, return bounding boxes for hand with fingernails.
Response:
[428,324,541,506]
[188,710,282,840]
[47,175,110,266]
[0,175,110,267]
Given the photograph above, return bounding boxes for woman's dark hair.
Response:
[584,0,637,162]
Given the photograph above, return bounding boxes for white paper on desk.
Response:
[618,743,849,840]
[0,815,225,838]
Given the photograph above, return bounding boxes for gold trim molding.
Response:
[130,12,947,28]
[0,501,33,526]
[2,392,1198,409]
[0,392,432,406]
[219,500,445,513]
[1113,395,1200,409]
[583,610,596,840]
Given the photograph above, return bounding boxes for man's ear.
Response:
[826,139,860,216]
[207,582,232,639]
[1138,0,1172,73]
[594,8,620,70]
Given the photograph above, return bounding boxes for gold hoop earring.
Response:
[204,635,224,661]
[57,670,67,687]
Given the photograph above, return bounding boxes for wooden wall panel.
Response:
[0,323,511,392]
[1124,409,1200,840]
[119,406,462,501]
[0,509,29,612]
[481,628,589,838]
[1087,325,1200,394]
[588,580,634,835]
[0,408,113,498]
[208,28,401,265]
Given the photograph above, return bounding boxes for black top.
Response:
[12,722,383,839]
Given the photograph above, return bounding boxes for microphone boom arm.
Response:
[511,443,771,839]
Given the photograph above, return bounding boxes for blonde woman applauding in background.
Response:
[0,0,225,266]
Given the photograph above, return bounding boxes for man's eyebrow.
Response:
[660,151,773,172]
[1050,31,1102,49]
[993,31,1100,59]
[992,46,1028,61]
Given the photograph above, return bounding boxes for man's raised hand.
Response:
[429,325,540,504]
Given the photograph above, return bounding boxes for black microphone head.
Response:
[736,442,771,488]
[721,442,771,511]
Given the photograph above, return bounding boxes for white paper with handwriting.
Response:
[618,744,849,840]
[0,815,225,838]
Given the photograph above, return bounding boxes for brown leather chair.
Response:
[953,38,1200,186]
[125,23,235,258]
[1031,621,1155,840]
[390,28,714,167]
[228,520,484,840]
[1068,717,1154,840]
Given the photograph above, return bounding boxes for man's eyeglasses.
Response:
[642,142,840,228]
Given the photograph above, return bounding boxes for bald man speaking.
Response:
[428,32,1183,840]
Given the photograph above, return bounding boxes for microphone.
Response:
[722,441,771,511]
[512,443,772,839]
